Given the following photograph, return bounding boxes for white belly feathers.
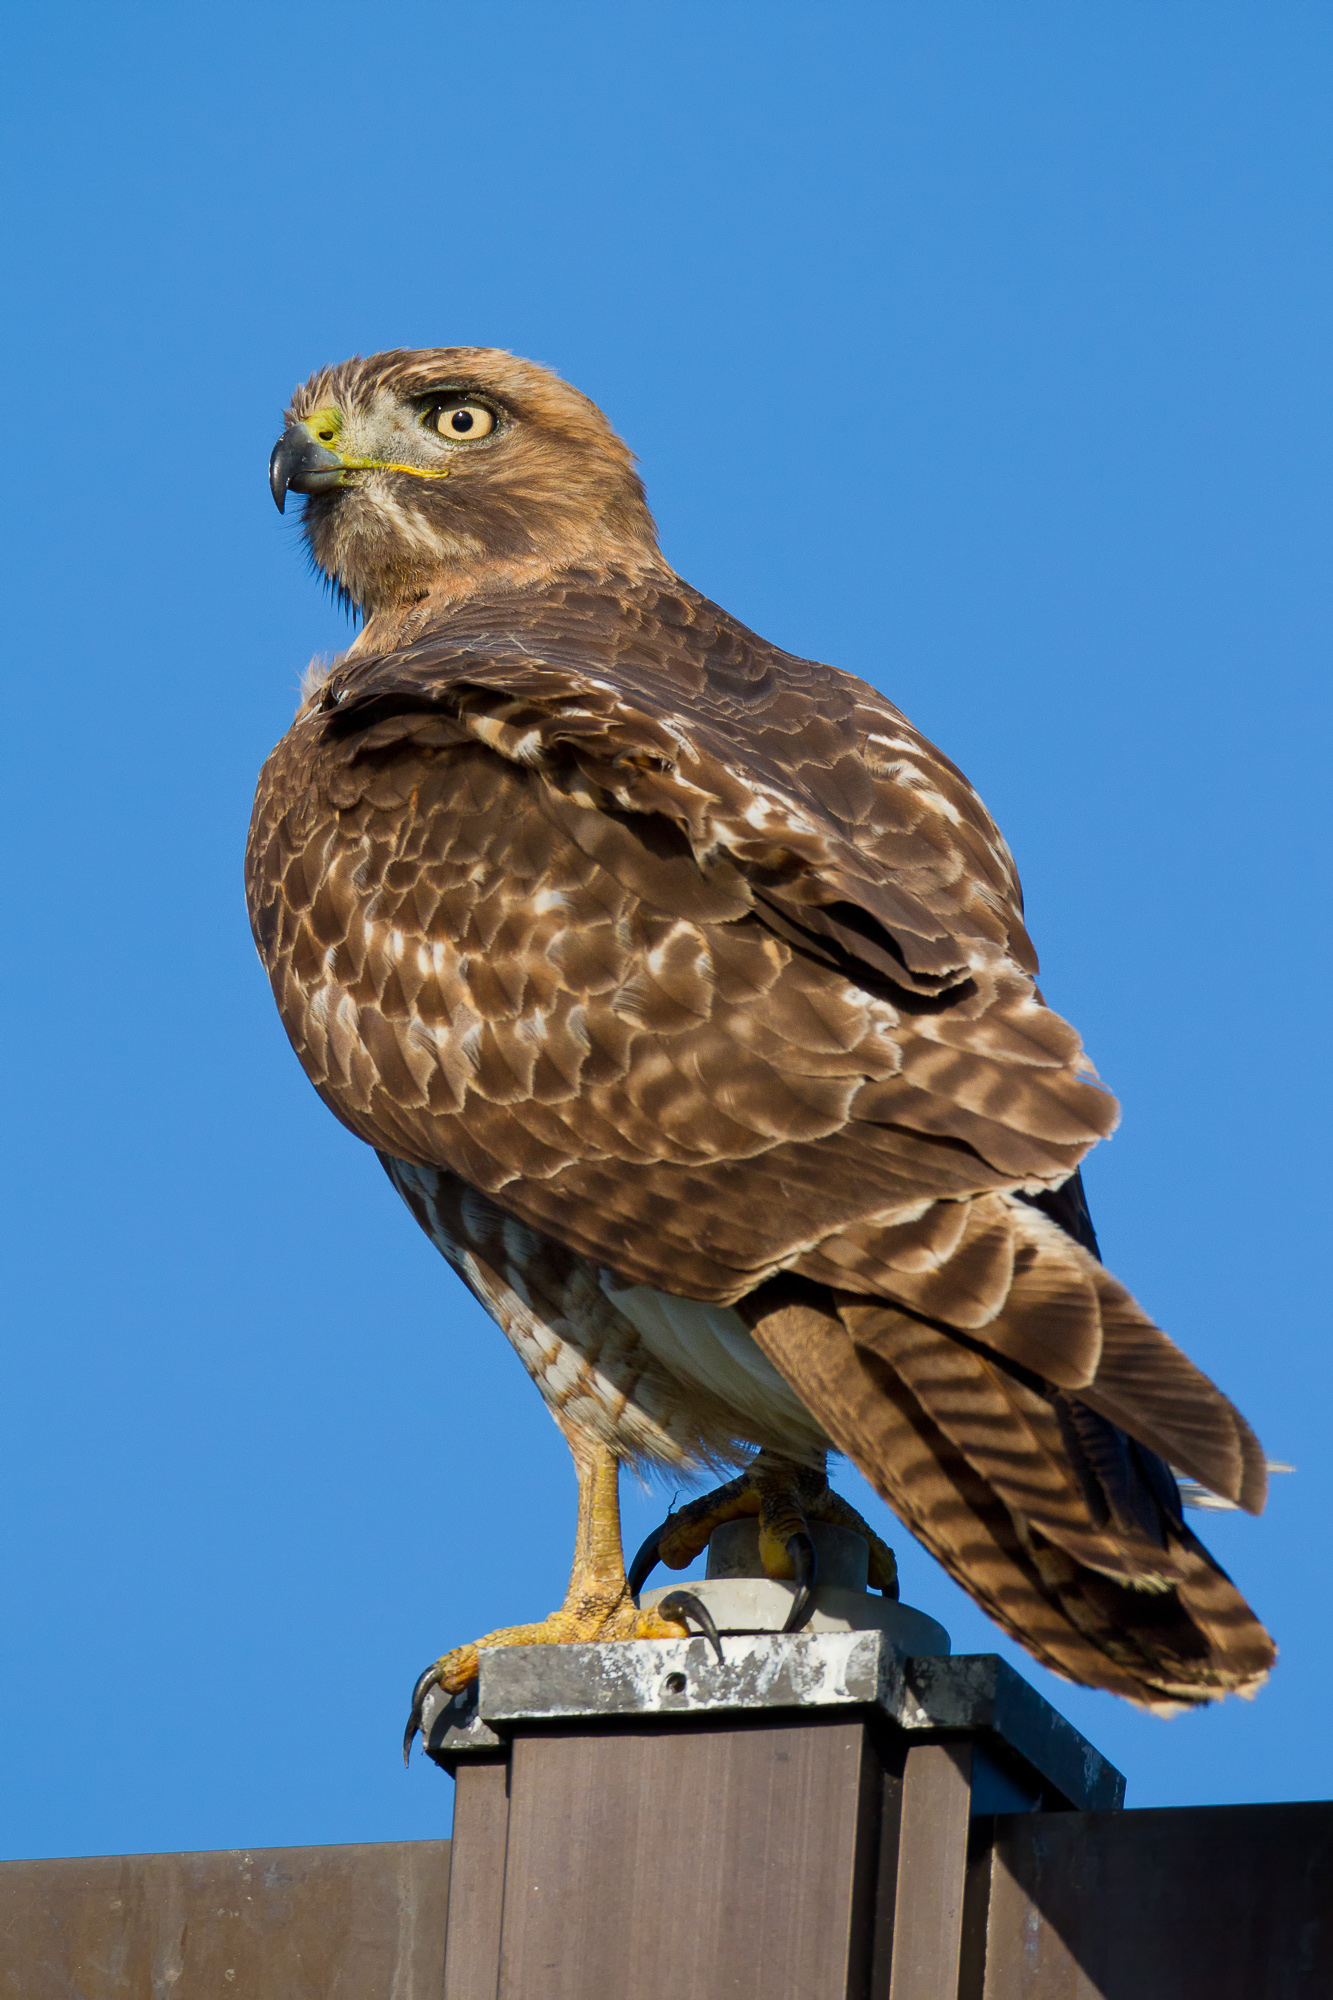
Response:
[598,1275,828,1463]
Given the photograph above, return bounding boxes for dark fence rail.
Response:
[967,1801,1333,2000]
[7,1800,1330,1998]
[0,1839,451,2000]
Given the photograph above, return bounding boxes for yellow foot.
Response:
[402,1428,724,1762]
[627,1451,899,1627]
[403,1586,718,1761]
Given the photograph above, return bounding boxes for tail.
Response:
[748,1191,1275,1709]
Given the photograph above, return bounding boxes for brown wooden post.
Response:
[425,1630,1123,2000]
[442,1761,510,2000]
[885,1742,975,2000]
[495,1714,879,1999]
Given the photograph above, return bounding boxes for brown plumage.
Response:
[249,346,1274,1711]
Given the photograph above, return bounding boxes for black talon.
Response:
[628,1519,669,1600]
[782,1531,818,1633]
[403,1660,444,1766]
[658,1588,725,1664]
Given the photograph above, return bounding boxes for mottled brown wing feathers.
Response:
[248,571,1116,1303]
[793,1191,1263,1510]
[1078,1282,1270,1513]
[318,573,1037,977]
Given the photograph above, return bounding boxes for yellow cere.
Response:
[305,407,343,445]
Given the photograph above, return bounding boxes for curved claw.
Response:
[628,1519,669,1600]
[658,1588,725,1664]
[403,1660,445,1766]
[781,1531,818,1633]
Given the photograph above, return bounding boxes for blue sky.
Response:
[2,1,1330,1857]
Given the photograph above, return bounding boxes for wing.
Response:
[245,569,1262,1513]
[247,571,1109,1270]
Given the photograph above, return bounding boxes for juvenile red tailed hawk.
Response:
[249,347,1274,1752]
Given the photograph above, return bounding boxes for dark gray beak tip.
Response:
[269,425,345,513]
[268,440,288,513]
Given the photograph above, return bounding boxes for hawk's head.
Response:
[270,347,661,617]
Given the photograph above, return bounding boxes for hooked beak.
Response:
[269,422,346,513]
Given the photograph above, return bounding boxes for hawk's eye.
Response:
[427,400,495,441]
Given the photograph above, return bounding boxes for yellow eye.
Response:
[429,401,495,441]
